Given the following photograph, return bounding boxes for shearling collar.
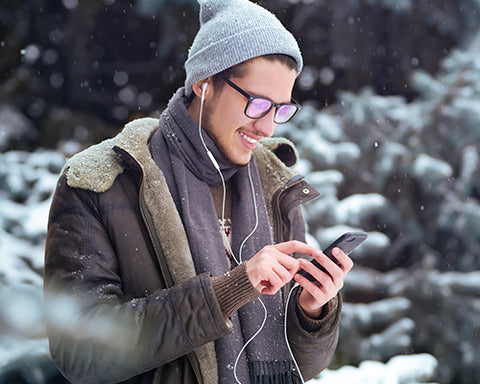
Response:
[65,117,299,199]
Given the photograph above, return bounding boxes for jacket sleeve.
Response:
[287,287,341,381]
[282,200,341,381]
[44,175,232,384]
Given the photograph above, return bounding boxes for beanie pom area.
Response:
[185,0,303,98]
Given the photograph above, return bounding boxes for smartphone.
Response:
[299,231,368,282]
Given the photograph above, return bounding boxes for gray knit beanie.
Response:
[184,0,303,98]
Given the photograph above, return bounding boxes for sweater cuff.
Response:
[295,291,339,334]
[211,263,261,319]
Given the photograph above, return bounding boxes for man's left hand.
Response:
[294,247,353,318]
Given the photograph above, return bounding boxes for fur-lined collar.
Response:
[65,117,299,196]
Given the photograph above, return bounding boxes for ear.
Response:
[191,78,213,99]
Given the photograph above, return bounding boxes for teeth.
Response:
[240,132,258,144]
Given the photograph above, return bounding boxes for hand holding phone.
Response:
[299,231,367,282]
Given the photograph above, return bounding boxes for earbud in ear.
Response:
[202,82,208,92]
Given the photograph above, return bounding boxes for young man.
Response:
[44,0,353,383]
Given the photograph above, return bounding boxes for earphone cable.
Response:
[198,84,209,155]
[284,284,306,384]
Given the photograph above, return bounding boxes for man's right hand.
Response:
[245,240,316,295]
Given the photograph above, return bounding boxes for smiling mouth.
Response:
[239,132,258,144]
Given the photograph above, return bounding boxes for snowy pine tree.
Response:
[277,30,480,384]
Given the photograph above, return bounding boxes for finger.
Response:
[271,260,298,282]
[261,252,299,290]
[295,268,341,303]
[268,246,301,273]
[274,240,321,258]
[258,272,283,295]
[277,255,301,275]
[311,248,353,277]
[295,274,330,303]
[331,247,354,272]
[256,279,272,294]
[253,257,289,292]
[299,251,340,280]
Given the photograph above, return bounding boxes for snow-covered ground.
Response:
[313,354,438,384]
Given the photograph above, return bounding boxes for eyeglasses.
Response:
[222,77,300,124]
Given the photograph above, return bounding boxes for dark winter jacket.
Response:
[44,117,341,384]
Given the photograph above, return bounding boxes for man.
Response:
[44,0,353,383]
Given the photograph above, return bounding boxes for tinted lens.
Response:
[246,98,273,118]
[275,104,298,123]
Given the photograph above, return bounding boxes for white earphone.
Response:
[198,81,220,170]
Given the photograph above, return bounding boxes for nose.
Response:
[252,109,276,138]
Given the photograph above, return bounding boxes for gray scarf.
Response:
[150,88,297,383]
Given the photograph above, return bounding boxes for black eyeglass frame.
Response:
[222,77,300,124]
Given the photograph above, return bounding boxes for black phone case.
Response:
[299,231,368,282]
